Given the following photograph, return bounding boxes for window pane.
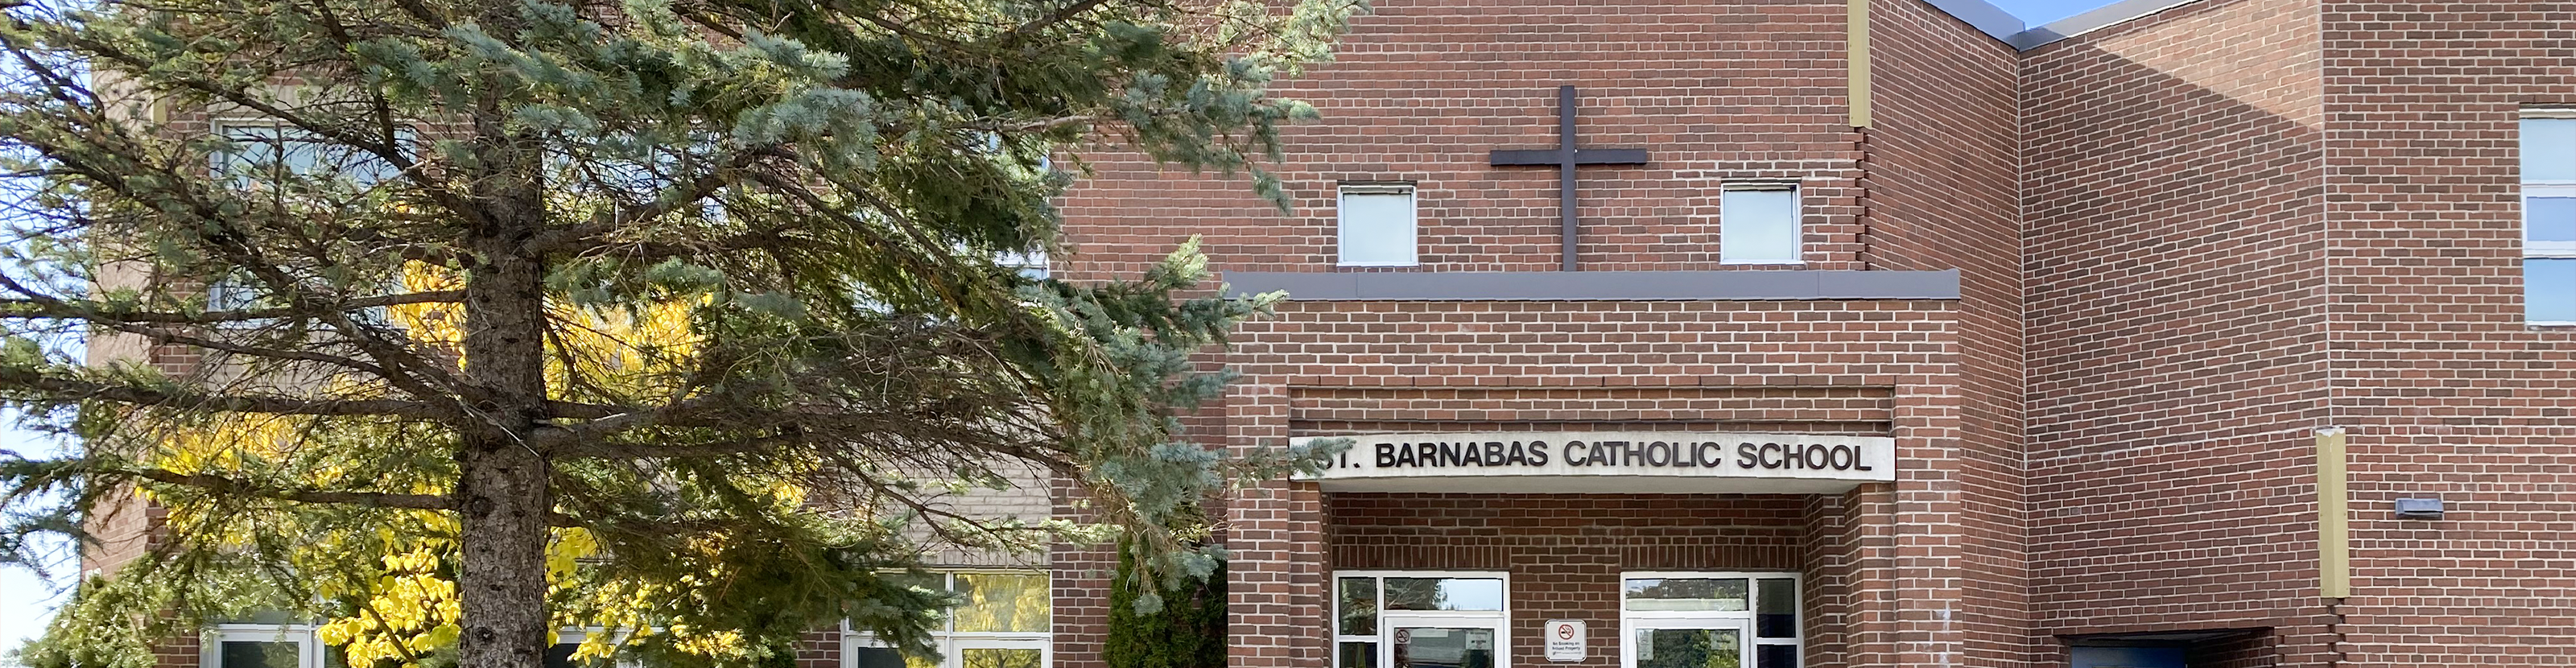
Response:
[1757,579,1797,638]
[2530,258,2576,322]
[542,643,580,668]
[217,127,399,184]
[220,641,299,668]
[1756,644,1798,668]
[1339,577,1379,634]
[1634,629,1741,668]
[2534,197,2576,243]
[959,648,1042,668]
[886,573,952,629]
[1391,627,1495,668]
[1625,578,1748,612]
[848,647,909,668]
[1383,578,1503,612]
[952,573,1050,633]
[2529,118,2576,182]
[1721,188,1800,263]
[1339,641,1380,668]
[1340,191,1417,266]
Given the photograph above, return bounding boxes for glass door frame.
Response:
[1620,616,1752,668]
[1616,571,1802,668]
[1381,611,1510,668]
[1332,570,1513,668]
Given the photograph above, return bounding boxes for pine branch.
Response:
[0,291,464,325]
[0,367,451,419]
[118,466,455,512]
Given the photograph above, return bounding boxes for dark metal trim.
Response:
[1223,270,1962,301]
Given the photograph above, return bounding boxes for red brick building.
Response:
[107,0,2576,666]
[1035,0,2576,666]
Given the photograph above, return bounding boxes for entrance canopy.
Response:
[1288,431,1896,494]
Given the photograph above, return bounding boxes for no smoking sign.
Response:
[1543,620,1585,662]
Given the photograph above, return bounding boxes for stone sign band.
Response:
[1289,431,1897,494]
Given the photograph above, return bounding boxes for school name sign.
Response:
[1289,432,1897,494]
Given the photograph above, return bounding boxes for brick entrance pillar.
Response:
[1224,381,1331,668]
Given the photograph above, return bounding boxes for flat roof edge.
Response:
[2004,0,2208,50]
[1919,0,2028,43]
[1223,270,1962,302]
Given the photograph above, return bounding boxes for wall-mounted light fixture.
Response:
[2395,497,2445,520]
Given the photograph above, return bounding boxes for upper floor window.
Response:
[1719,183,1801,265]
[1622,572,1800,668]
[2524,114,2576,324]
[1338,185,1418,267]
[844,571,1051,668]
[996,250,1050,280]
[213,123,404,186]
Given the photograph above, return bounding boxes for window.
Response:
[844,571,1051,668]
[1620,573,1799,668]
[1338,185,1418,267]
[1719,184,1801,265]
[1334,571,1508,668]
[213,124,405,186]
[204,625,322,668]
[2524,114,2576,324]
[996,250,1050,280]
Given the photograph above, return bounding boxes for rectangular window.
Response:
[2527,113,2576,324]
[1338,185,1418,267]
[1621,572,1798,668]
[1333,571,1508,668]
[1719,184,1801,265]
[204,625,320,668]
[996,250,1050,280]
[844,571,1051,668]
[213,123,406,186]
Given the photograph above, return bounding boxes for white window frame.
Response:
[1336,185,1419,268]
[840,570,1051,668]
[547,629,654,668]
[209,121,410,187]
[203,624,324,668]
[1718,183,1804,266]
[1331,570,1511,668]
[2524,111,2576,325]
[996,249,1051,280]
[1618,571,1801,668]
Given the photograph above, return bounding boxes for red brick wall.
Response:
[1176,299,1969,668]
[2018,0,2335,661]
[2318,2,2576,665]
[1855,0,2030,666]
[1055,0,1867,278]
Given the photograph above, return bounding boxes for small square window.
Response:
[1337,186,1417,267]
[2528,258,2576,324]
[1720,184,1801,265]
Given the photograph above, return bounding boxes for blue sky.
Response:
[1987,0,2117,26]
[0,0,2124,662]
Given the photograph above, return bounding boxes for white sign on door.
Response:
[1544,620,1585,662]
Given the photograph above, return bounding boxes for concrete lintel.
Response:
[1223,270,1962,302]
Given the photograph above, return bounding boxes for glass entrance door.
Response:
[1624,618,1751,668]
[1384,615,1505,668]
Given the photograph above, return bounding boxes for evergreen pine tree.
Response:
[0,0,1364,665]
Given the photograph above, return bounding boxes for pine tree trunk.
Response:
[453,117,554,668]
[456,437,551,668]
[454,241,552,668]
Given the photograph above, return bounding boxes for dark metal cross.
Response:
[1488,85,1649,271]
